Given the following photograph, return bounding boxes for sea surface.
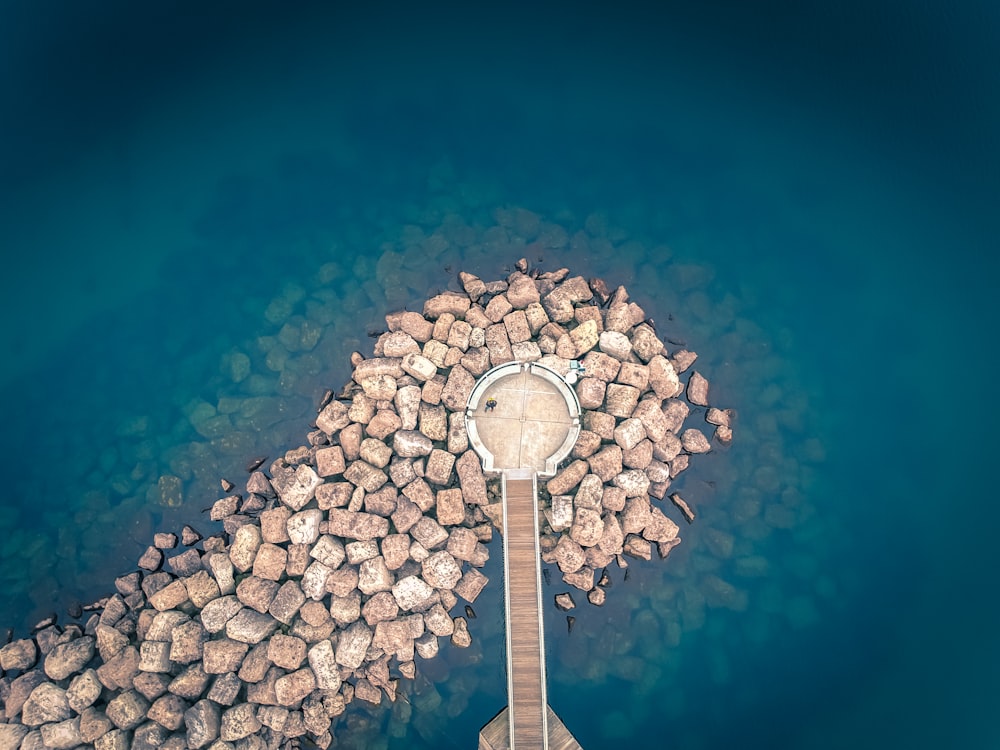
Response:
[1,1,997,748]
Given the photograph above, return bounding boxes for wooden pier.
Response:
[467,363,585,750]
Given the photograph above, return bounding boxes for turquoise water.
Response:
[2,1,997,748]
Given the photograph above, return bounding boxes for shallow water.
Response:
[1,1,997,748]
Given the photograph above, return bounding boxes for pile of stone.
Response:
[0,261,730,750]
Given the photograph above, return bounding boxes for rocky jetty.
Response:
[0,261,730,749]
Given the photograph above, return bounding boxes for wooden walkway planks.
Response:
[479,471,583,750]
[502,474,548,749]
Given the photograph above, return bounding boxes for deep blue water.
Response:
[1,1,997,748]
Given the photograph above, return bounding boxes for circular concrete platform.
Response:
[465,361,581,477]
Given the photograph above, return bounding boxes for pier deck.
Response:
[467,363,584,750]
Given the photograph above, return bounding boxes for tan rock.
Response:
[605,384,640,418]
[361,591,400,627]
[455,449,488,505]
[460,345,491,376]
[358,557,394,595]
[451,617,472,648]
[422,550,463,589]
[345,539,380,565]
[630,323,664,361]
[353,357,405,383]
[96,645,140,691]
[672,349,698,373]
[598,514,625,556]
[251,543,288,582]
[570,507,604,547]
[105,690,149,731]
[335,621,374,670]
[360,437,393,468]
[268,581,306,625]
[603,301,632,333]
[454,568,488,602]
[424,449,456,486]
[575,377,606,410]
[598,330,632,360]
[587,445,622,483]
[202,639,249,674]
[138,640,171,673]
[546,459,589,495]
[339,422,363,459]
[643,506,680,543]
[309,535,346,568]
[706,406,732,427]
[569,319,600,357]
[507,274,541,308]
[316,400,350,435]
[572,350,619,386]
[344,460,388,492]
[648,355,682,399]
[169,619,207,665]
[416,401,447,441]
[653,432,683,462]
[444,527,477,561]
[347,392,376,424]
[615,469,651,498]
[272,464,322,511]
[687,371,710,406]
[645,458,672,484]
[236,575,279,614]
[200,595,243,633]
[402,477,436,512]
[623,439,654,469]
[553,535,586,573]
[401,352,438,382]
[662,400,690,433]
[622,496,652,535]
[441,364,477,411]
[226,607,278,645]
[624,535,652,560]
[44,635,95,681]
[562,567,595,591]
[574,474,604,510]
[300,561,333,600]
[365,410,402,441]
[390,430,431,459]
[485,324,514,366]
[447,319,472,350]
[0,638,37,671]
[21,681,71,727]
[268,634,307,671]
[446,413,468,456]
[220,702,261,741]
[329,592,361,625]
[584,409,616,440]
[571,430,602,459]
[381,534,411,570]
[548,494,574,532]
[613,417,646,451]
[66,668,102,713]
[682,428,712,453]
[391,575,438,612]
[149,579,189,611]
[391,311,434,342]
[617,362,649,390]
[484,294,514,323]
[424,292,471,320]
[307,640,341,691]
[381,331,421,357]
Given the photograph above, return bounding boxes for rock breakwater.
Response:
[0,260,730,749]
